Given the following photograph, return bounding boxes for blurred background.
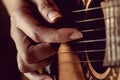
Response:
[0,1,21,80]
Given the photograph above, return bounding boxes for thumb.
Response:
[32,0,62,23]
[37,27,83,43]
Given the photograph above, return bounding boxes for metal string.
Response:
[57,60,104,63]
[72,4,120,13]
[56,0,120,65]
[58,49,105,54]
[74,17,120,23]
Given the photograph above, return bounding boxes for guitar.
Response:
[52,0,120,80]
[22,0,120,80]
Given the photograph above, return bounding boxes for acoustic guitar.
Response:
[22,0,120,80]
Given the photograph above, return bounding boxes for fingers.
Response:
[11,6,82,43]
[39,27,83,43]
[10,5,42,43]
[17,54,50,72]
[11,22,57,65]
[24,72,53,80]
[32,0,62,23]
[10,1,83,43]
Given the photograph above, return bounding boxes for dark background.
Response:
[0,1,21,80]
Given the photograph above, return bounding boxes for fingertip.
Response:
[48,11,62,23]
[69,31,83,40]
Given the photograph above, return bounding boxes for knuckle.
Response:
[10,27,14,39]
[30,32,41,42]
[55,35,61,43]
[23,50,36,64]
[10,22,17,40]
[17,54,35,73]
[17,57,31,73]
[10,10,18,22]
[18,64,29,73]
[10,6,23,21]
[38,0,55,12]
[55,31,63,43]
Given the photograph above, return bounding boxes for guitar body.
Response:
[58,44,120,80]
[55,0,120,80]
[58,44,85,80]
[22,0,120,80]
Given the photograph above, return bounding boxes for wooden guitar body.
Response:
[58,44,85,80]
[58,44,120,80]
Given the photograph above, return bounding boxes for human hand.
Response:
[10,0,83,80]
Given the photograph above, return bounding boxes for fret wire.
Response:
[109,1,113,65]
[106,1,111,65]
[58,49,105,54]
[116,2,120,65]
[115,5,118,65]
[112,2,117,65]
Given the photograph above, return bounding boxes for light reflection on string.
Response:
[80,28,105,33]
[58,49,105,54]
[73,39,106,43]
[75,17,120,23]
[57,60,104,63]
[56,0,120,65]
[72,5,120,13]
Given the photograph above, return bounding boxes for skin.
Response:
[2,0,83,80]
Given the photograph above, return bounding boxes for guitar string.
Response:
[75,17,120,23]
[56,27,106,61]
[57,13,119,56]
[58,49,105,54]
[56,1,120,64]
[72,39,106,43]
[72,4,120,13]
[80,28,105,33]
[47,27,118,44]
[71,27,118,44]
[57,60,104,63]
[73,7,119,59]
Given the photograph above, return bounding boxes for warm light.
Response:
[82,0,92,9]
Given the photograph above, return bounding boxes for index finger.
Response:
[11,3,82,43]
[32,0,62,23]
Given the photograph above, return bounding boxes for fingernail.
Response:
[69,31,83,40]
[43,78,52,80]
[41,76,53,80]
[48,11,62,22]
